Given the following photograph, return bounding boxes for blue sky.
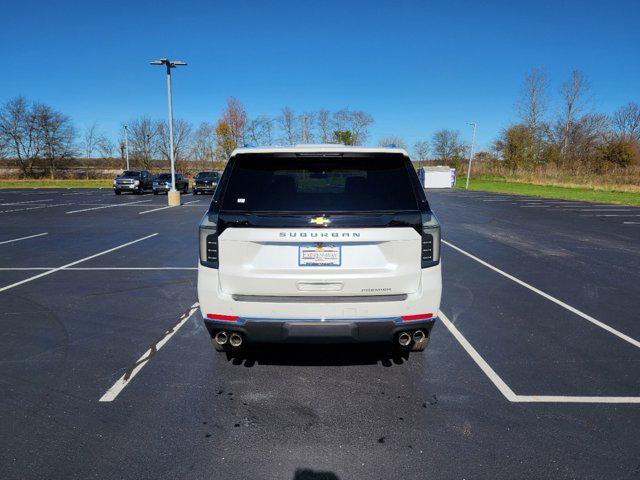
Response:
[2,0,639,151]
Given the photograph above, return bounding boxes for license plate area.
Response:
[298,244,341,267]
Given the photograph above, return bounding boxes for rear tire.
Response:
[114,190,121,195]
[153,190,158,195]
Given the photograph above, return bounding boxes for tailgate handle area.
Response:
[296,282,344,292]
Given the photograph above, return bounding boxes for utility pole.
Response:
[465,122,477,190]
[123,124,130,170]
[150,58,187,206]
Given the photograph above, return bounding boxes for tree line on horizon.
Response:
[0,68,638,178]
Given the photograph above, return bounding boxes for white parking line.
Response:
[139,205,174,214]
[560,205,633,208]
[588,214,640,217]
[438,311,518,401]
[99,302,200,402]
[0,266,196,270]
[439,311,640,404]
[442,240,640,349]
[66,199,151,214]
[0,203,72,214]
[0,233,158,293]
[183,200,199,205]
[0,199,53,205]
[0,232,48,245]
[623,222,640,225]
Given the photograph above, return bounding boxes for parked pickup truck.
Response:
[193,171,221,195]
[113,170,153,195]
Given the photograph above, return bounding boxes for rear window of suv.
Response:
[220,154,420,213]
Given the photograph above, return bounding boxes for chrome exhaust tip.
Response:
[214,331,228,345]
[229,333,243,347]
[398,332,412,346]
[413,330,426,343]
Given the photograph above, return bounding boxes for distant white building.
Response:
[417,166,456,189]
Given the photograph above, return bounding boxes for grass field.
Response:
[456,174,640,206]
[0,179,113,189]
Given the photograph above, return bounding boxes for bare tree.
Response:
[82,123,99,159]
[413,140,430,160]
[81,123,100,179]
[0,97,42,177]
[155,118,193,172]
[431,129,465,166]
[517,68,548,134]
[191,122,216,163]
[33,103,75,179]
[350,110,374,145]
[612,102,640,142]
[97,136,115,159]
[127,117,157,170]
[299,112,315,144]
[570,113,610,161]
[332,109,350,134]
[377,136,407,149]
[331,109,374,145]
[316,109,331,143]
[560,69,590,155]
[278,107,298,145]
[245,116,274,146]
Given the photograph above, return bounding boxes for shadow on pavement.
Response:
[223,343,411,367]
[293,468,340,480]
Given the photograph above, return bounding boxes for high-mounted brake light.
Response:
[401,313,433,321]
[206,314,238,322]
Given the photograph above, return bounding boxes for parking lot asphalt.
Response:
[0,188,639,480]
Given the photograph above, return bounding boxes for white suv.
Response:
[197,145,442,353]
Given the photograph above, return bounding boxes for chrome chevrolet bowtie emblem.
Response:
[309,216,330,226]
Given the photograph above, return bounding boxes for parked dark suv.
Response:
[153,173,189,194]
[193,171,220,195]
[113,170,153,195]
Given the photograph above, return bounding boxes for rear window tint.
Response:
[220,154,419,213]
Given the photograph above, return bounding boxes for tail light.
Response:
[421,212,441,267]
[402,313,434,321]
[199,212,219,268]
[206,313,238,322]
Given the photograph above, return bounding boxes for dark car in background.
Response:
[113,170,153,195]
[193,171,220,195]
[153,173,189,194]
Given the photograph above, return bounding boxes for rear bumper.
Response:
[203,316,435,344]
[198,262,442,344]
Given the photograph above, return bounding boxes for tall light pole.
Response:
[123,124,130,170]
[465,122,477,190]
[150,58,187,206]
